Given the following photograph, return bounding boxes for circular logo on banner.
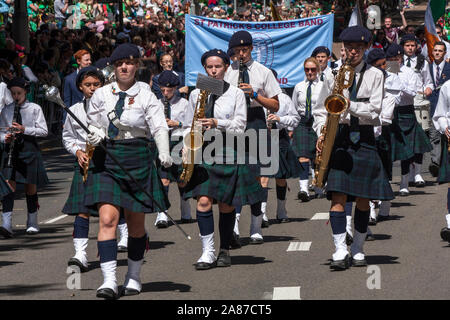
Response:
[251,32,275,69]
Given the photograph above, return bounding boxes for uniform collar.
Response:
[305,77,320,85]
[111,81,140,97]
[169,95,180,104]
[245,58,254,69]
[354,60,366,73]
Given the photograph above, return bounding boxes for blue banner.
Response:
[185,14,334,88]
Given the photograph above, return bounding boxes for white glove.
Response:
[154,129,173,168]
[87,125,106,146]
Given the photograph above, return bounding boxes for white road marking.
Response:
[273,287,301,300]
[287,241,312,252]
[311,212,329,220]
[43,214,69,224]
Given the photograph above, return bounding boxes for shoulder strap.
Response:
[416,54,425,72]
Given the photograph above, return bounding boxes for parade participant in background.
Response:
[84,43,172,299]
[183,49,264,269]
[0,77,48,238]
[154,70,193,228]
[311,46,333,86]
[224,30,281,247]
[64,50,92,110]
[151,53,188,100]
[313,26,394,270]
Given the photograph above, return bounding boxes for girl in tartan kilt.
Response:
[292,57,325,203]
[182,49,264,270]
[313,26,394,271]
[432,80,450,244]
[153,70,194,229]
[62,66,129,273]
[0,78,48,238]
[84,43,172,299]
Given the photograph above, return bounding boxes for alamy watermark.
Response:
[366,265,381,290]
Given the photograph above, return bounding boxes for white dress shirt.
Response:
[292,77,323,118]
[397,65,420,106]
[403,54,429,90]
[381,71,403,125]
[224,59,282,108]
[163,95,193,138]
[0,101,48,142]
[277,92,300,130]
[312,61,384,137]
[63,99,88,156]
[87,81,169,140]
[433,80,450,134]
[0,82,13,112]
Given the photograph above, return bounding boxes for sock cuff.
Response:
[97,239,118,263]
[197,209,213,217]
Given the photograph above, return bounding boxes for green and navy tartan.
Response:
[0,138,49,186]
[0,172,12,199]
[438,135,450,184]
[390,106,432,161]
[292,119,318,160]
[326,124,394,201]
[62,161,98,216]
[376,126,393,181]
[271,129,302,179]
[246,107,272,175]
[84,138,170,214]
[156,136,183,182]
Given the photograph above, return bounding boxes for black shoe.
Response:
[377,215,390,222]
[216,250,231,267]
[440,227,450,242]
[351,257,368,267]
[429,163,439,178]
[298,191,310,202]
[249,236,264,245]
[261,219,270,228]
[366,233,375,241]
[368,217,377,226]
[180,218,194,224]
[155,220,168,229]
[345,233,353,245]
[276,217,290,223]
[195,261,217,270]
[230,232,241,249]
[121,288,140,297]
[415,180,425,188]
[117,245,128,252]
[68,258,89,273]
[0,226,13,239]
[96,288,118,300]
[330,254,350,271]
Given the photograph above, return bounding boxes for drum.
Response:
[414,94,431,131]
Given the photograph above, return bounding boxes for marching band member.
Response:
[432,79,450,244]
[84,43,172,299]
[387,43,432,196]
[0,78,48,238]
[183,49,264,269]
[292,57,323,202]
[154,70,194,228]
[311,46,334,87]
[313,26,394,270]
[224,31,281,246]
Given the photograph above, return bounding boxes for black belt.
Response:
[397,105,414,114]
[300,116,313,126]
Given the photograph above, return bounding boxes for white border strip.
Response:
[44,214,69,224]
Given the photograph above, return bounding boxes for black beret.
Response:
[228,31,253,50]
[366,48,386,65]
[76,66,105,90]
[400,33,418,45]
[7,77,28,90]
[311,46,331,57]
[339,26,372,43]
[158,70,180,88]
[109,43,140,64]
[201,49,230,66]
[386,44,404,58]
[94,57,110,69]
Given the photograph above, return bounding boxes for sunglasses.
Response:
[305,67,317,72]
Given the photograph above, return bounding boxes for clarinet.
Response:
[6,103,21,168]
[163,98,170,119]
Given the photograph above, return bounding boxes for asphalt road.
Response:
[0,140,449,301]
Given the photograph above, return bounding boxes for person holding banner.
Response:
[182,49,264,269]
[313,26,394,270]
[84,43,172,299]
[224,30,282,247]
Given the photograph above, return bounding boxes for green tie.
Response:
[305,81,312,119]
[108,92,127,139]
[406,57,411,68]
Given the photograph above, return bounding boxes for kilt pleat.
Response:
[83,138,170,214]
[326,125,394,201]
[271,129,302,179]
[376,126,393,181]
[438,135,450,184]
[157,136,183,182]
[62,161,98,216]
[246,107,271,174]
[292,120,317,160]
[390,106,432,161]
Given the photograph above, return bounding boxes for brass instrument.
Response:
[312,58,355,188]
[101,65,115,84]
[179,90,208,184]
[82,142,95,182]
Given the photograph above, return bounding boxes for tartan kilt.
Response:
[83,138,170,214]
[376,126,393,181]
[390,106,432,161]
[0,138,49,186]
[156,136,183,182]
[0,172,12,199]
[438,135,450,184]
[246,107,271,176]
[183,162,264,207]
[292,120,317,160]
[272,129,302,179]
[326,124,394,201]
[62,161,98,216]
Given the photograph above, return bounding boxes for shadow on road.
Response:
[141,281,191,293]
[366,255,400,265]
[0,227,71,252]
[230,255,272,265]
[0,283,60,296]
[370,234,392,241]
[149,241,175,250]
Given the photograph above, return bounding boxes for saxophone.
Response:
[179,90,208,184]
[312,58,355,188]
[82,142,95,183]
